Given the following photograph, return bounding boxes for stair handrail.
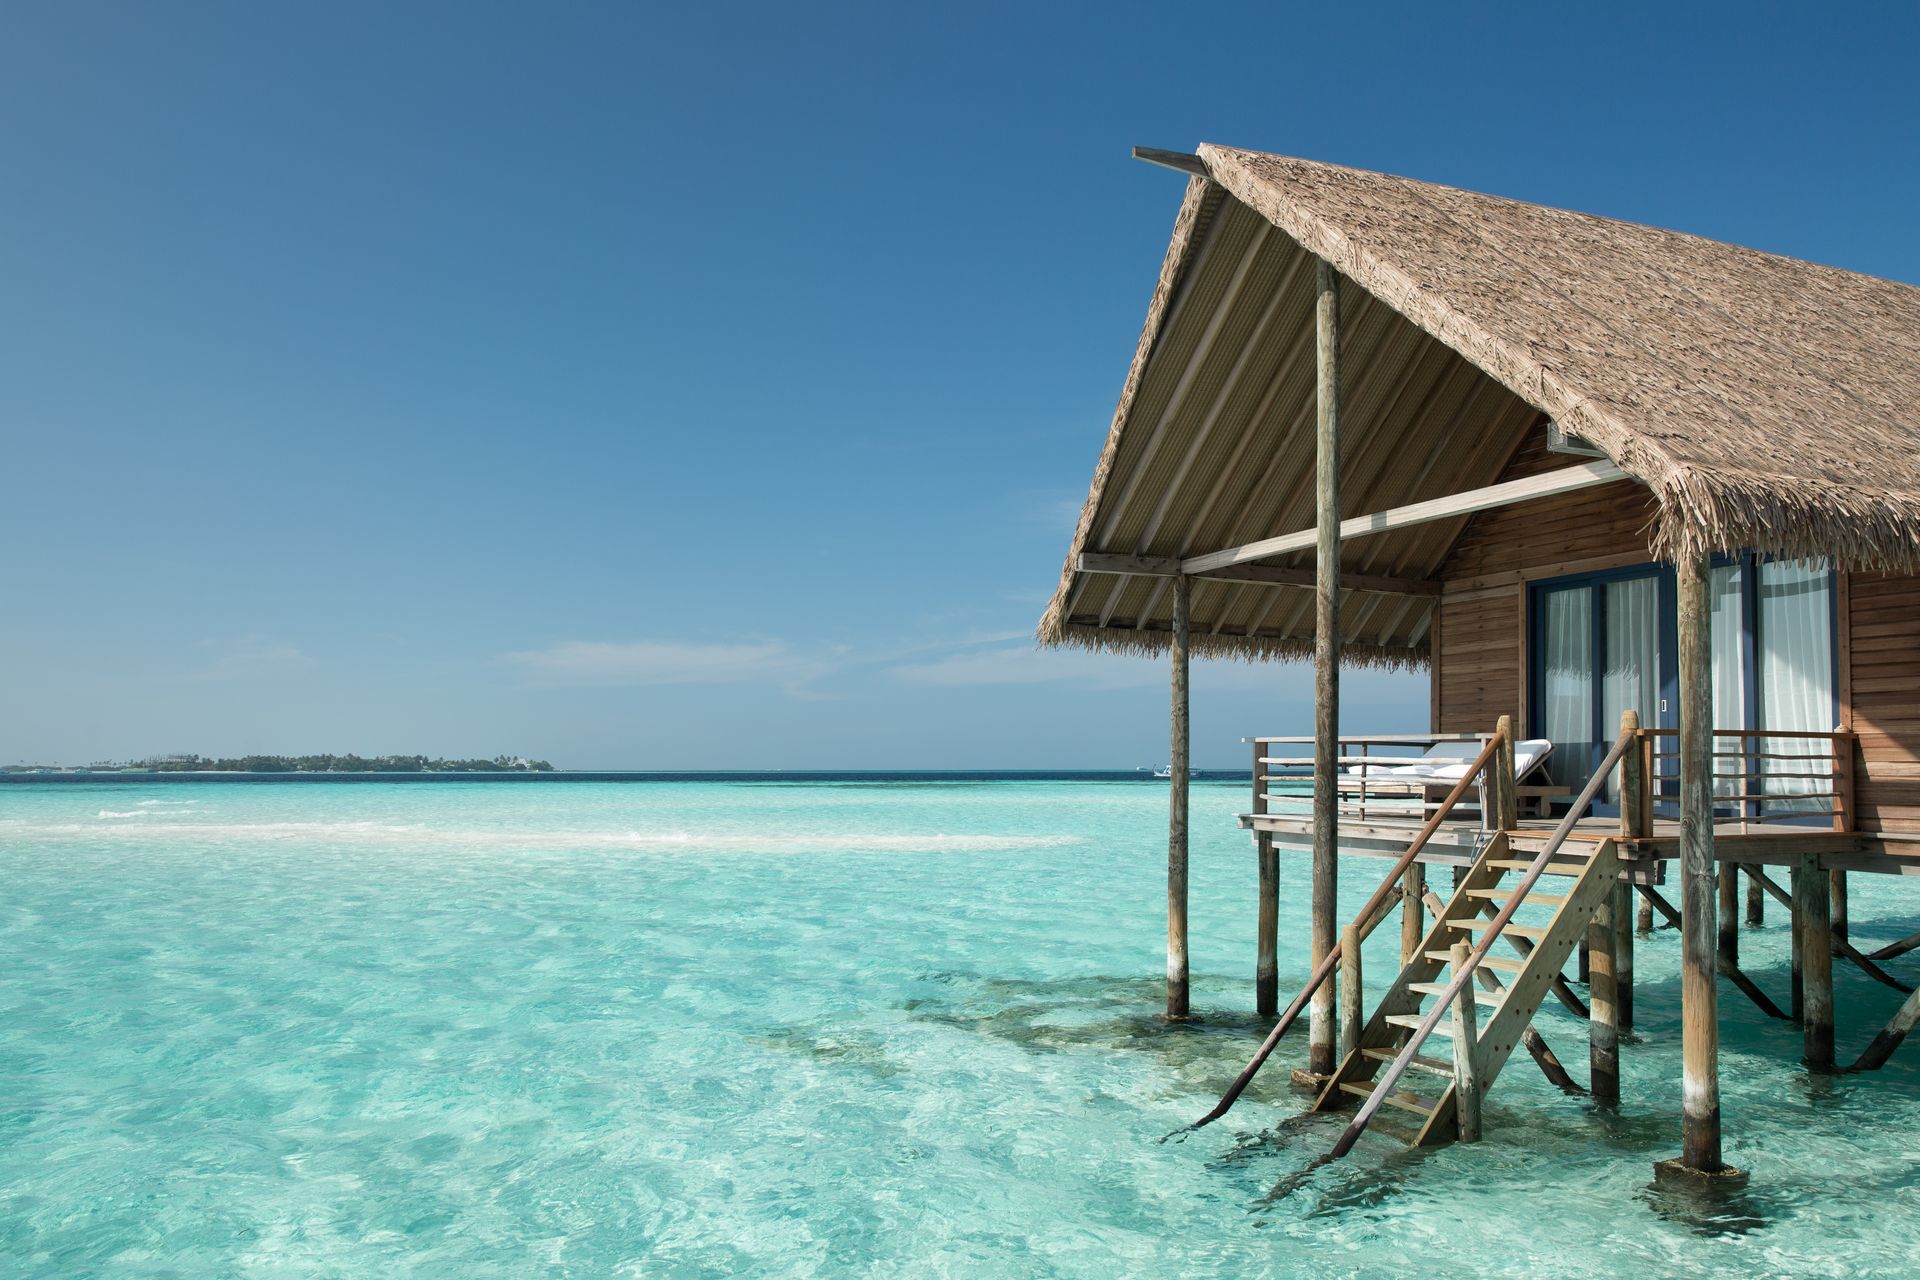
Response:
[1325,724,1638,1160]
[1184,730,1508,1132]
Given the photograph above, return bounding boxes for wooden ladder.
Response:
[1309,830,1622,1146]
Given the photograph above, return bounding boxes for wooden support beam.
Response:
[1718,865,1740,968]
[1401,862,1425,967]
[1452,940,1483,1143]
[1131,145,1208,178]
[1167,575,1191,1021]
[1308,256,1342,1080]
[1832,869,1849,943]
[1590,887,1621,1106]
[1675,551,1728,1175]
[1340,923,1363,1060]
[1799,852,1835,1069]
[1075,552,1441,598]
[1180,458,1628,576]
[1748,864,1909,993]
[1853,983,1920,1072]
[1616,712,1643,1034]
[1255,737,1278,1018]
[1746,871,1765,927]
[1615,881,1636,1034]
[1867,928,1920,962]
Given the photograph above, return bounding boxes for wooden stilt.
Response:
[1718,865,1739,968]
[1853,983,1920,1072]
[1615,882,1635,1033]
[1255,739,1277,1017]
[1308,256,1342,1080]
[1671,551,1730,1178]
[1578,939,1590,985]
[1167,574,1190,1021]
[1746,869,1765,927]
[1589,887,1620,1106]
[1638,892,1655,936]
[1790,861,1805,1022]
[1799,853,1835,1069]
[1400,861,1425,967]
[1748,865,1911,994]
[1832,869,1849,944]
[1451,940,1482,1143]
[1615,710,1643,1034]
[1339,923,1363,1060]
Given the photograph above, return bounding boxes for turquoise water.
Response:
[4,779,1919,1277]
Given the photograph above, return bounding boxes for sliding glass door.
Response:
[1529,554,1836,817]
[1532,567,1673,807]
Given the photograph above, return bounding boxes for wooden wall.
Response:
[1429,429,1920,839]
[1846,571,1920,837]
[1432,432,1658,735]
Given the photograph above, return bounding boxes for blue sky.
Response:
[3,2,1917,768]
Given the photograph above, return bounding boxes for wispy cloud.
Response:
[890,644,1164,689]
[504,640,807,687]
[188,635,313,682]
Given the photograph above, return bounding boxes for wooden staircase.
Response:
[1310,830,1623,1147]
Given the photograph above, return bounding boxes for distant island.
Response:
[3,754,555,774]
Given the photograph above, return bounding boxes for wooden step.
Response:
[1339,1080,1438,1116]
[1427,949,1523,973]
[1386,1012,1460,1038]
[1362,1046,1454,1078]
[1456,920,1551,941]
[1487,858,1589,876]
[1466,888,1568,908]
[1411,981,1503,1008]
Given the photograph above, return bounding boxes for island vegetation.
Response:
[3,754,555,774]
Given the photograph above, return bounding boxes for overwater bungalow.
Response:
[1039,145,1920,1185]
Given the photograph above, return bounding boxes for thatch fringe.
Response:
[1045,622,1427,673]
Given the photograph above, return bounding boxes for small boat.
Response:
[1152,766,1173,779]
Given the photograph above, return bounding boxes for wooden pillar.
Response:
[1308,256,1342,1079]
[1746,871,1764,927]
[1614,881,1635,1033]
[1589,887,1620,1106]
[1451,940,1482,1143]
[1789,861,1805,1021]
[1616,710,1644,1033]
[1717,865,1739,969]
[1798,853,1835,1068]
[1401,862,1426,966]
[1340,923,1363,1060]
[1167,574,1190,1021]
[1492,715,1518,832]
[1671,550,1729,1177]
[1831,869,1849,944]
[1255,744,1277,1017]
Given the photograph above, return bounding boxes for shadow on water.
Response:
[1636,1178,1770,1238]
[898,970,1296,1102]
[743,1024,908,1081]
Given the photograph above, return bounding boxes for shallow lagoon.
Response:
[3,778,1918,1277]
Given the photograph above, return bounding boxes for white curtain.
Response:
[1602,577,1658,802]
[1710,563,1746,800]
[1758,560,1833,812]
[1542,587,1593,792]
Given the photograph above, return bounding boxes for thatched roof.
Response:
[1039,147,1920,667]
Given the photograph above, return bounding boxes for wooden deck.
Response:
[1239,810,1883,877]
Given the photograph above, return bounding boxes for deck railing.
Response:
[1252,723,1857,835]
[1642,726,1856,832]
[1251,732,1493,824]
